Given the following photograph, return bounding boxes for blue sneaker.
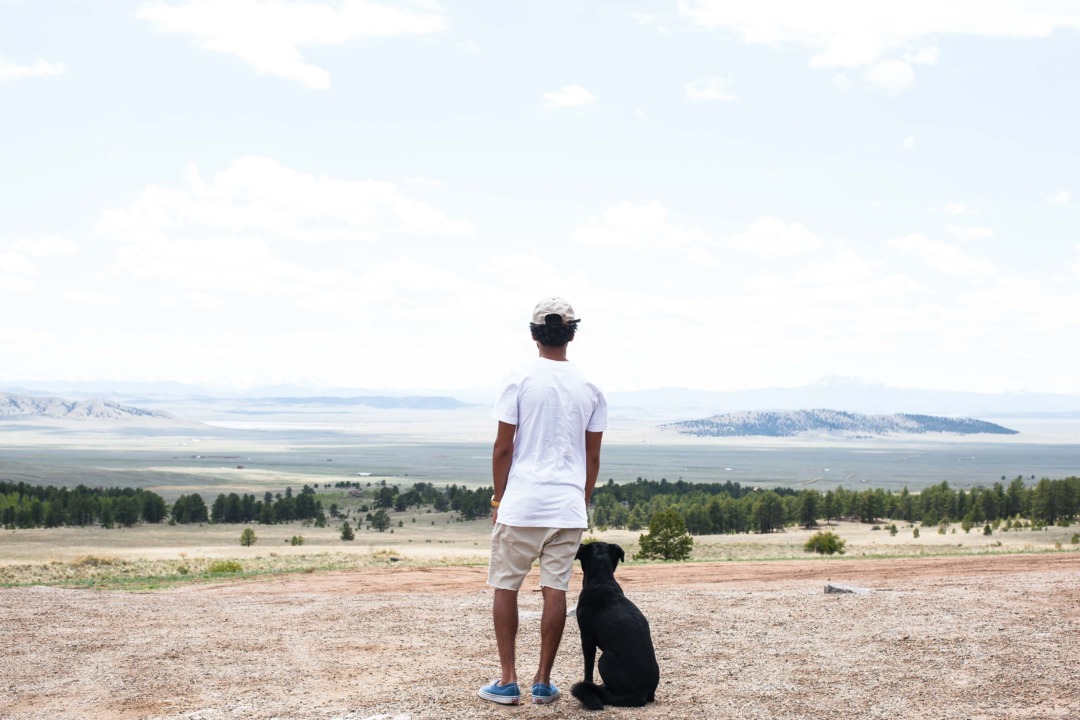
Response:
[478,679,520,705]
[531,681,560,705]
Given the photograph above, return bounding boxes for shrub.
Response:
[70,556,117,568]
[240,528,256,546]
[983,524,992,536]
[804,531,846,555]
[371,510,391,532]
[913,527,920,539]
[888,524,898,537]
[1071,533,1079,545]
[341,522,355,541]
[635,508,693,561]
[208,560,242,574]
[290,535,304,546]
[177,565,190,575]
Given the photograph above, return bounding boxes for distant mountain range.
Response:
[3,376,1080,417]
[0,393,173,420]
[660,409,1019,438]
[225,395,474,411]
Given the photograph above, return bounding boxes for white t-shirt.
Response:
[492,357,608,529]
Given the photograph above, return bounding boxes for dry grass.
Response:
[2,515,1076,590]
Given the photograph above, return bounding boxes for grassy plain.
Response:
[3,511,1077,590]
[2,412,1079,590]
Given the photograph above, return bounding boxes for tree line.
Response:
[6,474,1075,534]
[1,479,496,529]
[591,476,1080,534]
[0,481,167,529]
[204,485,327,526]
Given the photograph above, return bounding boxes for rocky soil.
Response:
[2,553,1079,720]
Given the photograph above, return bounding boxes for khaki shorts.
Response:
[487,524,583,592]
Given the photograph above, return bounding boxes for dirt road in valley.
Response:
[3,552,1079,720]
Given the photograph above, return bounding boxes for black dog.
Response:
[571,541,659,710]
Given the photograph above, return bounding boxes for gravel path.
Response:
[2,553,1078,720]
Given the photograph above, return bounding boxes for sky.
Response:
[2,0,1080,396]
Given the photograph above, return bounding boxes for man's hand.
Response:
[491,507,498,526]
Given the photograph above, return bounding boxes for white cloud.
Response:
[1046,190,1071,205]
[542,85,598,110]
[0,56,66,81]
[111,233,353,296]
[98,157,473,304]
[0,238,79,295]
[62,291,121,306]
[0,251,39,293]
[686,76,736,101]
[0,252,39,278]
[136,0,446,89]
[902,135,915,151]
[677,2,1080,90]
[186,291,224,310]
[832,72,849,91]
[865,59,914,94]
[946,224,994,240]
[890,234,996,277]
[7,236,79,257]
[726,217,823,258]
[944,202,973,215]
[571,202,718,266]
[0,276,36,293]
[100,157,472,246]
[905,46,940,65]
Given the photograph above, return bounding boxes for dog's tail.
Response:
[571,682,649,710]
[570,682,607,711]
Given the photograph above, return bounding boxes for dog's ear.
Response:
[575,543,586,561]
[608,543,625,568]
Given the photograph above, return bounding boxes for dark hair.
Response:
[530,314,579,347]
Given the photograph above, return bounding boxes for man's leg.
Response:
[534,585,566,686]
[493,588,519,685]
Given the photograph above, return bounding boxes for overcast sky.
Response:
[2,1,1080,395]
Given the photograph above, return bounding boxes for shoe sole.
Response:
[478,690,520,705]
[532,692,560,705]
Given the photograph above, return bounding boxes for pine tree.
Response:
[635,508,693,561]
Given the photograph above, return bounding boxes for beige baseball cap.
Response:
[531,296,579,325]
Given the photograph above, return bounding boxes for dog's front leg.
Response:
[580,632,597,684]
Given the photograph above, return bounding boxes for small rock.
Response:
[825,582,871,595]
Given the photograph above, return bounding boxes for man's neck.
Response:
[537,344,568,362]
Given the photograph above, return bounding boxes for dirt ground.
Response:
[2,553,1079,720]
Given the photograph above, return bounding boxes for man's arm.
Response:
[491,421,516,524]
[584,430,603,509]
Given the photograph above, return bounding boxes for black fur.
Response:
[570,542,659,710]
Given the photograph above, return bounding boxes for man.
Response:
[477,297,607,706]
